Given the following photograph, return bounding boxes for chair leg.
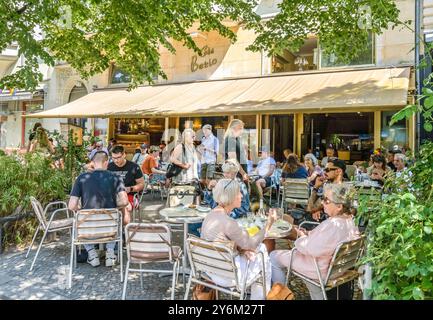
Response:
[140,263,144,289]
[171,261,178,300]
[122,261,130,300]
[68,243,74,289]
[120,239,123,283]
[25,226,40,259]
[184,275,192,300]
[30,229,49,271]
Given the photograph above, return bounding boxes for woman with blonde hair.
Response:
[201,178,278,299]
[224,119,248,181]
[169,128,199,183]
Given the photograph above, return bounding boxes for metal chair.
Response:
[166,185,197,207]
[122,223,182,300]
[285,235,365,300]
[280,178,310,209]
[27,197,73,271]
[184,236,267,300]
[345,165,357,181]
[68,208,123,289]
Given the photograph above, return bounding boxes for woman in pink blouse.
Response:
[270,183,359,300]
[201,179,278,299]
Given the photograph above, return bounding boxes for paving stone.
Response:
[0,193,361,300]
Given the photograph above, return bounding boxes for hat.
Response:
[328,158,346,172]
[140,143,148,149]
[149,145,160,153]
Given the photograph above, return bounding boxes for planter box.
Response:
[338,150,351,161]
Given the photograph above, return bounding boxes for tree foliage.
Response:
[358,142,433,299]
[0,0,402,90]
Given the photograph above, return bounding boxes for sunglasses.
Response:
[322,196,335,205]
[324,167,338,173]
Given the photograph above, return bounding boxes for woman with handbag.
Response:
[169,128,199,184]
[200,179,278,300]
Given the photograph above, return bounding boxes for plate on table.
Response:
[196,205,211,212]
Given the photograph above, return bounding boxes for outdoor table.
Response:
[159,206,210,274]
[236,216,293,239]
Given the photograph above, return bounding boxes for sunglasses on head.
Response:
[322,196,336,205]
[324,167,338,173]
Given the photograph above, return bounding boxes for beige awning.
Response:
[26,66,411,118]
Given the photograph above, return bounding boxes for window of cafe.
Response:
[272,38,318,73]
[381,111,408,151]
[303,112,374,162]
[113,117,165,154]
[267,114,294,163]
[320,32,375,68]
[110,64,158,84]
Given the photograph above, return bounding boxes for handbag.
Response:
[166,144,185,179]
[192,284,217,300]
[266,283,295,300]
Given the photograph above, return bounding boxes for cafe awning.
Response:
[26,66,411,118]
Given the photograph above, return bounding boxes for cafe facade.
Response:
[27,0,416,162]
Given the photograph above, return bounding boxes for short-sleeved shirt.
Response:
[141,155,158,175]
[256,156,276,177]
[224,136,248,174]
[108,160,143,188]
[70,170,125,209]
[282,166,308,179]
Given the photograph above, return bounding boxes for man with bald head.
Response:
[69,150,129,268]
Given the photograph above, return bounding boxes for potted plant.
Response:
[330,134,350,161]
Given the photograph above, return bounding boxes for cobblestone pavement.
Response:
[0,193,361,300]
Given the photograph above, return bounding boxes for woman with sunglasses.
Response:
[271,184,359,300]
[201,179,278,299]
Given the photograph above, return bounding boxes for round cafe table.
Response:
[159,206,209,275]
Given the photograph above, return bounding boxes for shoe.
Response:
[105,249,117,267]
[87,249,100,267]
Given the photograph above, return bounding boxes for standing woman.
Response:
[170,128,199,184]
[224,119,249,181]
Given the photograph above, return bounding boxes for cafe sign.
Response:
[191,45,217,72]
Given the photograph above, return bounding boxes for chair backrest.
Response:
[30,196,47,229]
[353,186,382,208]
[345,165,357,180]
[324,235,365,284]
[125,223,173,262]
[74,208,121,243]
[167,185,196,207]
[282,179,310,200]
[187,237,239,289]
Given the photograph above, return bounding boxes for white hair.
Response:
[222,159,239,174]
[213,179,240,207]
[304,153,318,166]
[394,153,406,162]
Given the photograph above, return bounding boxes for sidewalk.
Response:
[0,194,318,300]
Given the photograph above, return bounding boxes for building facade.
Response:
[18,0,418,162]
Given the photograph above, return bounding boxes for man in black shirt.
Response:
[68,151,129,267]
[108,145,145,225]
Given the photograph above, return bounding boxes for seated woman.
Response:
[200,179,278,300]
[367,154,391,178]
[204,159,250,219]
[304,153,323,186]
[281,154,308,180]
[270,184,359,300]
[188,159,250,237]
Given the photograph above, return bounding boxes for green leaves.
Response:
[359,141,433,299]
